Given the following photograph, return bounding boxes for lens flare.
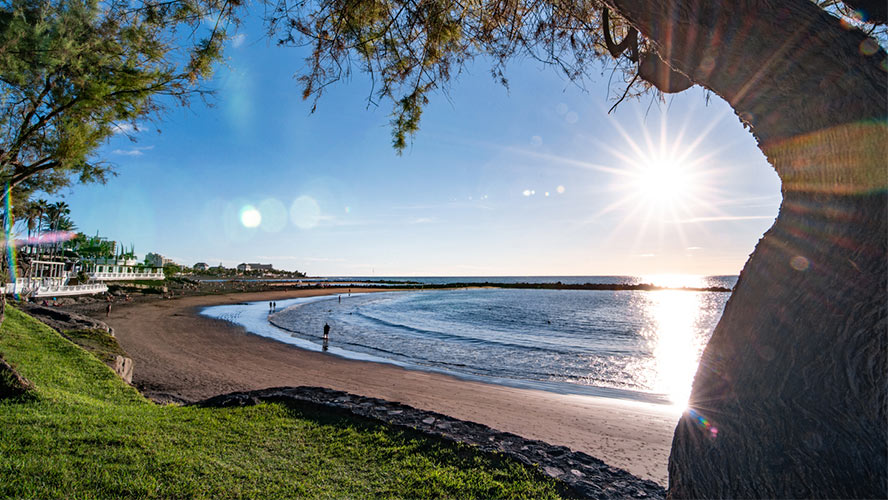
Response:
[258,198,287,232]
[290,196,321,229]
[790,255,809,271]
[18,231,77,247]
[239,205,261,228]
[4,184,16,296]
[688,408,719,438]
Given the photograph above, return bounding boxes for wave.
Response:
[254,287,729,404]
[352,310,574,356]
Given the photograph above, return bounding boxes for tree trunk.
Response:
[606,0,887,497]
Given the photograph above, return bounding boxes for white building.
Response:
[83,258,164,281]
[145,252,176,268]
[236,263,274,272]
[4,260,108,297]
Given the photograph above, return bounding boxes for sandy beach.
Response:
[101,288,679,486]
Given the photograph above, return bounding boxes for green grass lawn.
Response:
[0,307,566,499]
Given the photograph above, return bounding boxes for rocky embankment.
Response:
[20,305,133,384]
[199,386,666,500]
[0,355,34,399]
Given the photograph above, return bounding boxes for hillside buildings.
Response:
[236,263,274,273]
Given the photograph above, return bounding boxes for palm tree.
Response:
[41,201,70,258]
[21,200,46,256]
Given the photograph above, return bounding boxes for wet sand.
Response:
[102,288,679,486]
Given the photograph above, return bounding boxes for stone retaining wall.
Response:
[197,386,665,499]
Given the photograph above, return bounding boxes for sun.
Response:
[633,155,696,208]
[604,144,709,223]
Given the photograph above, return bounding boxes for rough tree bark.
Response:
[606,0,887,497]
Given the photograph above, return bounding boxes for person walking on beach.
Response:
[323,322,330,339]
[338,295,341,303]
[269,301,273,311]
[105,301,112,317]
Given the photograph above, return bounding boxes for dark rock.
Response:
[143,391,191,405]
[21,305,114,336]
[0,355,34,399]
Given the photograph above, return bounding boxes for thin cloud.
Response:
[303,257,347,263]
[231,33,247,48]
[712,195,782,208]
[390,200,493,211]
[112,145,154,156]
[255,255,347,263]
[111,123,144,135]
[669,215,775,224]
[112,149,142,156]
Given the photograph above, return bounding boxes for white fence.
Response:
[88,271,165,281]
[4,282,108,297]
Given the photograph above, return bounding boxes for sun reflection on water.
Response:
[640,274,706,289]
[636,289,712,409]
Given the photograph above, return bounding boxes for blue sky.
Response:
[54,19,782,277]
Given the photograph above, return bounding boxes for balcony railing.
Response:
[4,282,108,297]
[88,272,165,281]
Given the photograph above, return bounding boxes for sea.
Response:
[202,275,736,406]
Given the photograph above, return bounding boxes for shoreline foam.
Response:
[209,293,674,405]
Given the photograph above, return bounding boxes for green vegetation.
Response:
[0,308,565,498]
[162,263,182,277]
[0,0,229,195]
[61,328,127,365]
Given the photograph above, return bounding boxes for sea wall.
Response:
[197,386,665,499]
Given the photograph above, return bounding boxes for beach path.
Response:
[101,288,679,486]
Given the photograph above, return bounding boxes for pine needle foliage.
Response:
[267,0,886,153]
[0,0,240,195]
[267,0,646,152]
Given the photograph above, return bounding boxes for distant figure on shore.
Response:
[323,322,330,340]
[272,301,276,310]
[106,302,112,317]
[348,288,351,296]
[338,295,341,303]
[269,301,273,311]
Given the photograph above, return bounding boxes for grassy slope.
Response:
[0,308,564,499]
[61,328,129,364]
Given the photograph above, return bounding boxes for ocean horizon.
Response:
[202,274,738,288]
